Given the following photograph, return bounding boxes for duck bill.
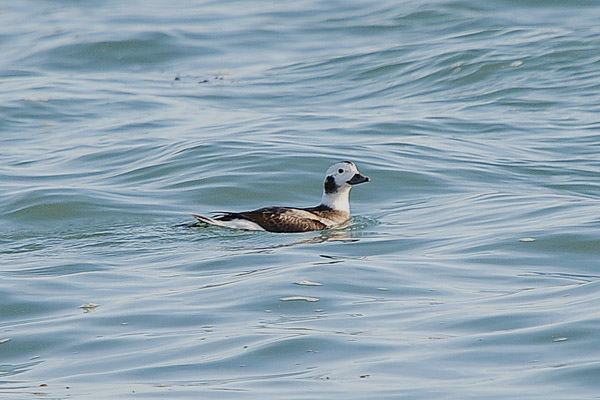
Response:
[347,173,370,185]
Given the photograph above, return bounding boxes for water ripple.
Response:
[1,0,599,398]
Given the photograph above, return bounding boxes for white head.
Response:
[320,161,369,213]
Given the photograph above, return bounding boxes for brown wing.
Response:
[220,207,328,233]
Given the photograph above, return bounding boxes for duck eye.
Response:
[338,169,344,174]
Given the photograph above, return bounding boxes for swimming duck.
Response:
[191,161,369,233]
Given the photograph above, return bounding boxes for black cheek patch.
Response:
[324,175,339,194]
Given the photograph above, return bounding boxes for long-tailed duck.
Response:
[191,161,369,233]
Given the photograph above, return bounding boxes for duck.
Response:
[191,161,369,233]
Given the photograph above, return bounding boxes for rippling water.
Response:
[1,0,599,398]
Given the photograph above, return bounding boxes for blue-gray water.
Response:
[1,0,599,398]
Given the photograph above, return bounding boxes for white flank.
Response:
[217,218,265,231]
[196,215,265,231]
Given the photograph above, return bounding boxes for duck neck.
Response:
[320,187,351,214]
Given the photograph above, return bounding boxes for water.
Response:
[1,0,599,398]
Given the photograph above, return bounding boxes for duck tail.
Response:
[190,213,225,227]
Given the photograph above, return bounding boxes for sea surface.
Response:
[1,0,599,398]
